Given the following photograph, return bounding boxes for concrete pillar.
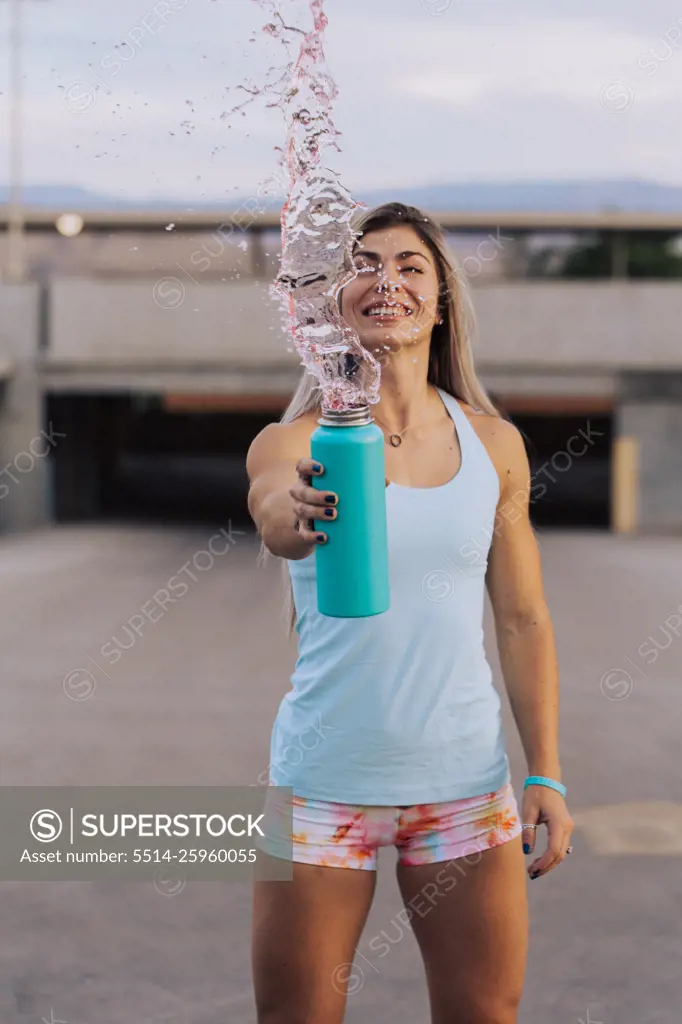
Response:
[611,436,639,533]
[610,231,629,278]
[616,372,682,532]
[250,228,267,278]
[500,234,528,281]
[0,283,50,532]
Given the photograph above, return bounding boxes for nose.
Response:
[374,266,401,293]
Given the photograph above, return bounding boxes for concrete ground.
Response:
[1,523,681,1024]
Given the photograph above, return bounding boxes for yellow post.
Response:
[611,436,639,533]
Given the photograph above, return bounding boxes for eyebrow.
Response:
[354,249,431,263]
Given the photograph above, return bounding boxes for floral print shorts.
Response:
[258,780,521,870]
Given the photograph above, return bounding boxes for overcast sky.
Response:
[1,0,681,202]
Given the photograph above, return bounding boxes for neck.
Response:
[371,345,436,431]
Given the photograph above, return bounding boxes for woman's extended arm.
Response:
[485,418,574,878]
[246,421,331,560]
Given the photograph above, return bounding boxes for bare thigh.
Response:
[396,836,528,1024]
[252,852,377,1024]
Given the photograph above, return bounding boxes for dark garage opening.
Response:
[510,412,613,528]
[47,393,276,527]
[46,395,613,530]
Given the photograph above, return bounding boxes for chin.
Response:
[355,328,414,352]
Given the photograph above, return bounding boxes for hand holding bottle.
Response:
[290,458,337,546]
[290,458,390,548]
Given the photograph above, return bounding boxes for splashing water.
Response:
[251,0,381,410]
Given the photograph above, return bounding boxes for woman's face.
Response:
[340,224,442,355]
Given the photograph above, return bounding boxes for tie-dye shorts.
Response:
[257,780,522,870]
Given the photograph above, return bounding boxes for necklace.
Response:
[372,411,429,447]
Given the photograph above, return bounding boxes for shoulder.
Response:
[246,409,320,480]
[458,401,530,489]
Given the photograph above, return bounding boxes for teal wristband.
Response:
[524,775,566,797]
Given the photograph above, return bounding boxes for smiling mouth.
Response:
[363,303,413,319]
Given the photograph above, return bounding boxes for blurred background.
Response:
[1,1,681,1022]
[2,0,681,536]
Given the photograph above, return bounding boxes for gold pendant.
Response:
[389,434,402,447]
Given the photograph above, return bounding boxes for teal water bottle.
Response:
[310,404,390,617]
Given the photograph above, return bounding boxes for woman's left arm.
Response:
[484,418,574,880]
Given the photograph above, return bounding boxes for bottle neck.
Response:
[318,404,372,427]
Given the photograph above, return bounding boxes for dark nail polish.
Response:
[530,871,539,880]
[316,533,326,543]
[523,843,530,854]
[324,508,335,518]
[312,463,322,474]
[324,494,336,504]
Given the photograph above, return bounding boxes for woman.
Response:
[246,203,573,1024]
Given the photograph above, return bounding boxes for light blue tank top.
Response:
[269,387,511,805]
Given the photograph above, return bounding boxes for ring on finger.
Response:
[521,823,538,830]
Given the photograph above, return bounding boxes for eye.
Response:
[399,265,423,274]
[354,260,376,274]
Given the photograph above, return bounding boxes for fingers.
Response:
[528,816,574,879]
[292,460,334,546]
[295,457,324,481]
[290,486,338,525]
[528,833,568,878]
[522,789,574,880]
[296,520,328,546]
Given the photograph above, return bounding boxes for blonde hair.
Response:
[258,202,501,635]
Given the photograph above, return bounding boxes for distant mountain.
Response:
[2,178,682,213]
[359,179,682,213]
[0,185,127,210]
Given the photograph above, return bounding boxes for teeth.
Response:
[366,305,411,317]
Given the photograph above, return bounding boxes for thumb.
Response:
[521,795,539,855]
[521,822,538,856]
[385,477,390,488]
